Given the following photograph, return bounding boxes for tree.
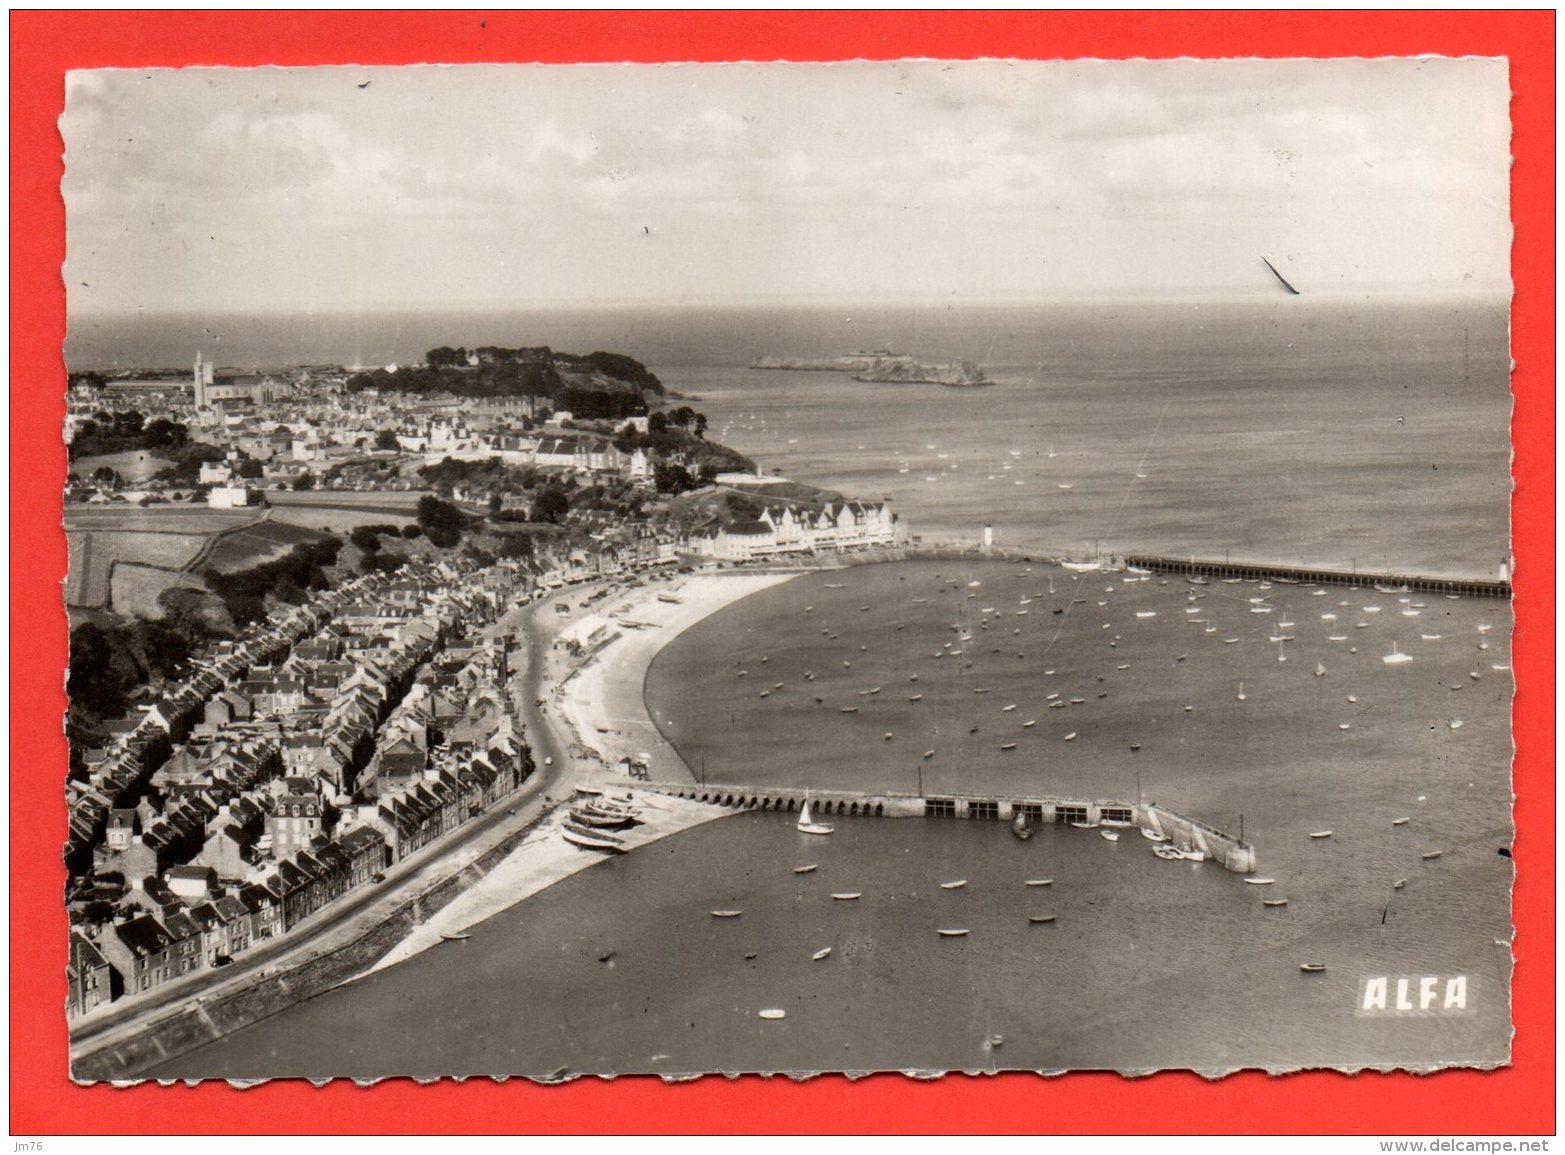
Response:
[648,412,669,435]
[143,418,187,449]
[416,495,467,546]
[374,429,401,452]
[488,493,503,515]
[533,487,570,525]
[497,533,535,560]
[68,624,122,717]
[654,462,699,495]
[292,471,316,491]
[350,526,383,552]
[234,458,264,480]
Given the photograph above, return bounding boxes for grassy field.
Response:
[67,449,173,484]
[269,506,416,534]
[65,529,210,609]
[63,506,328,612]
[109,564,207,619]
[64,506,258,533]
[204,522,329,573]
[268,490,427,516]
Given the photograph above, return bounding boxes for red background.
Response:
[10,11,1554,1136]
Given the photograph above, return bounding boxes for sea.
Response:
[96,295,1515,1078]
[68,294,1511,578]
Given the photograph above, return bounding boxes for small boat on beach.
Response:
[1299,963,1327,974]
[1262,898,1288,908]
[1394,879,1408,889]
[711,910,742,919]
[794,865,817,874]
[812,947,832,961]
[831,893,862,901]
[937,928,970,937]
[1309,831,1333,840]
[1244,877,1276,885]
[1140,828,1168,842]
[1392,817,1410,826]
[1100,830,1120,842]
[940,880,967,890]
[1000,742,1018,751]
[1025,879,1053,887]
[563,827,627,854]
[1028,915,1057,924]
[440,932,472,942]
[758,1008,787,1021]
[824,583,846,589]
[1422,851,1443,860]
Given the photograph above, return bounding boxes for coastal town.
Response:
[63,346,907,1022]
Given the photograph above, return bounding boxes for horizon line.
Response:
[69,284,1514,320]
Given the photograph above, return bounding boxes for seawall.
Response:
[640,782,1256,874]
[70,808,555,1083]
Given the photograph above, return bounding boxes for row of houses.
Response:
[68,557,537,1016]
[70,821,390,1013]
[685,500,902,561]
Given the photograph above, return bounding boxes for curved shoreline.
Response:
[553,572,800,783]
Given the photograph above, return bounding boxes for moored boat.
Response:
[797,799,835,836]
[936,928,970,937]
[1028,914,1057,924]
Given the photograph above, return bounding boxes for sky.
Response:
[62,58,1512,314]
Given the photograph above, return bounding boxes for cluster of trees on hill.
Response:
[344,346,662,413]
[204,537,343,625]
[416,495,468,548]
[69,411,191,460]
[68,618,204,724]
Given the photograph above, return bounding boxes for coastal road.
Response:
[69,580,636,1062]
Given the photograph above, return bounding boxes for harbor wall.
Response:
[641,783,1255,873]
[723,545,1509,599]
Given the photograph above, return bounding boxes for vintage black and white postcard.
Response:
[61,58,1513,1082]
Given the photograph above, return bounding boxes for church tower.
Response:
[193,352,213,409]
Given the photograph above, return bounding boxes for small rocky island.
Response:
[751,349,990,387]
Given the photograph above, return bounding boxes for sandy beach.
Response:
[353,571,801,978]
[554,572,799,782]
[363,789,730,975]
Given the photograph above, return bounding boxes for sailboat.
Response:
[1383,642,1414,665]
[797,797,835,836]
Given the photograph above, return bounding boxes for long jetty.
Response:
[723,544,1510,600]
[638,781,1256,873]
[1120,555,1507,598]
